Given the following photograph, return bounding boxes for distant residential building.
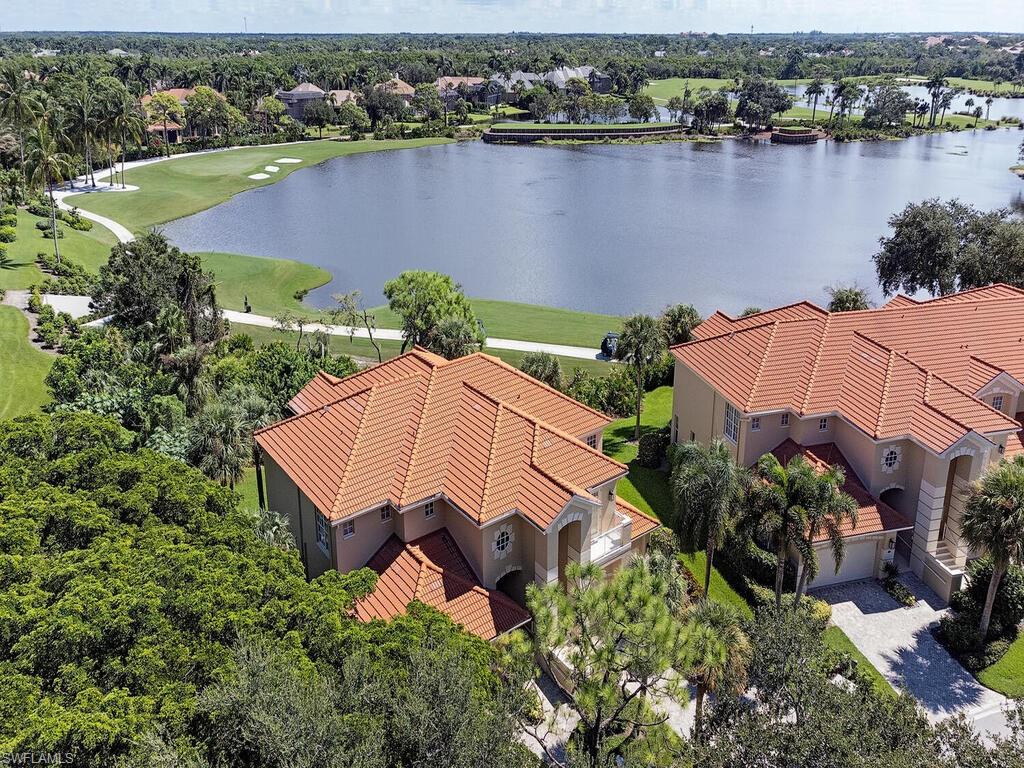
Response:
[435,76,498,107]
[490,65,612,96]
[31,48,60,57]
[654,50,667,58]
[274,82,327,120]
[376,76,416,103]
[141,87,225,143]
[327,89,359,106]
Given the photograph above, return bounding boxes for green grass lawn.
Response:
[944,77,1022,95]
[978,636,1024,698]
[68,137,453,234]
[0,209,118,291]
[0,306,52,420]
[823,625,896,699]
[231,320,611,376]
[645,77,811,103]
[201,251,332,319]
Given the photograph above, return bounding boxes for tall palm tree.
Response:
[65,83,99,187]
[617,314,664,441]
[985,96,994,121]
[938,90,955,126]
[161,344,211,416]
[111,91,145,188]
[25,118,73,265]
[686,599,751,742]
[962,457,1024,640]
[0,66,41,176]
[671,439,749,595]
[805,79,824,123]
[925,72,947,127]
[826,76,843,125]
[747,453,816,608]
[792,463,858,602]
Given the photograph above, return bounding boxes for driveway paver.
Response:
[814,574,1009,734]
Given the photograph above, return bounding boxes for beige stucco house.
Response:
[670,285,1024,601]
[254,347,657,639]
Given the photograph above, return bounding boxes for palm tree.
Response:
[985,96,994,121]
[686,600,751,742]
[161,344,211,416]
[805,79,824,123]
[925,72,947,127]
[671,439,748,595]
[111,91,145,188]
[962,457,1024,640]
[792,463,858,602]
[0,66,41,176]
[826,76,843,125]
[617,314,664,441]
[189,400,248,489]
[748,453,816,608]
[24,119,73,265]
[66,83,99,187]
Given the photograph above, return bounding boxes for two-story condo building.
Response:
[254,348,657,640]
[670,285,1024,601]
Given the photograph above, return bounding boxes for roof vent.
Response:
[320,404,331,415]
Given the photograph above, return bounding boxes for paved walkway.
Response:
[814,574,1011,737]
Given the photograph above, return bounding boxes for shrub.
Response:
[938,611,984,653]
[951,557,1024,631]
[1,203,15,216]
[0,226,16,243]
[0,244,6,261]
[643,351,674,390]
[637,428,670,468]
[42,227,65,239]
[961,638,1011,672]
[35,219,53,231]
[0,213,16,227]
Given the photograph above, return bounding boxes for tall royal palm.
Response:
[793,463,858,602]
[805,79,824,123]
[616,313,664,441]
[0,66,41,175]
[25,119,73,265]
[686,599,751,742]
[748,453,816,608]
[962,456,1024,639]
[671,439,748,595]
[110,90,144,188]
[925,72,947,128]
[66,84,100,187]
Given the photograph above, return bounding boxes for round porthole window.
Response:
[881,446,902,473]
[491,524,514,560]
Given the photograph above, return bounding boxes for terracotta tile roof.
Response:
[674,286,1024,453]
[328,89,358,103]
[354,529,531,639]
[615,497,660,539]
[770,440,913,540]
[257,349,622,529]
[436,76,486,90]
[379,77,415,96]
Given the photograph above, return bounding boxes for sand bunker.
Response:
[264,165,280,172]
[247,173,270,180]
[275,157,302,164]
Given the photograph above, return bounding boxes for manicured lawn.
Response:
[978,636,1024,698]
[234,466,260,510]
[231,320,611,376]
[201,251,332,319]
[0,209,118,291]
[0,306,52,420]
[372,297,621,349]
[945,77,1021,95]
[68,138,453,234]
[823,625,897,699]
[645,77,811,103]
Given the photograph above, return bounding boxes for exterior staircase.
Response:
[933,541,963,573]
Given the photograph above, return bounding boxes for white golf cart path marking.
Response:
[247,173,270,180]
[46,142,606,360]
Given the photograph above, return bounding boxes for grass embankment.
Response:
[0,306,52,420]
[645,77,812,103]
[68,138,453,234]
[203,249,621,350]
[0,209,118,291]
[602,385,892,693]
[979,637,1024,698]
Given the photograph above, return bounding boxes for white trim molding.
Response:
[880,444,903,474]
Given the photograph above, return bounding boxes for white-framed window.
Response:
[780,413,789,427]
[818,417,828,432]
[496,529,511,552]
[424,501,435,519]
[341,519,355,540]
[586,434,598,449]
[751,417,761,432]
[993,395,1005,412]
[380,506,392,523]
[724,403,740,443]
[883,449,899,470]
[316,512,332,553]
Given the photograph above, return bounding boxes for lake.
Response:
[164,129,1024,317]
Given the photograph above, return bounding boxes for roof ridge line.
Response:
[331,381,382,514]
[398,366,441,507]
[463,381,627,471]
[745,321,779,411]
[671,317,813,352]
[874,350,896,438]
[466,352,613,423]
[717,299,828,323]
[800,315,831,414]
[478,403,504,521]
[255,382,377,436]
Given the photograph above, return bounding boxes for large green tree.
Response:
[383,270,479,353]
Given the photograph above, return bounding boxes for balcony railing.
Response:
[590,514,631,562]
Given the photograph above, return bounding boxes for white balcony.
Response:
[590,513,632,563]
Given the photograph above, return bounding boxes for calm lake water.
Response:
[164,129,1024,316]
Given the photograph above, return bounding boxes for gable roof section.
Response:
[354,529,531,640]
[675,287,1023,453]
[771,440,913,540]
[257,349,622,529]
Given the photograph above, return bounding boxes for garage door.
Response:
[810,538,878,588]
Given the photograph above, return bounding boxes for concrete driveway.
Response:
[813,574,1010,735]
